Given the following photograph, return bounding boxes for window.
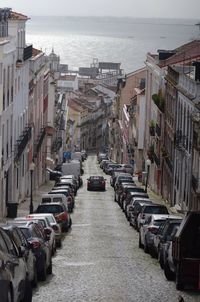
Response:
[0,229,17,256]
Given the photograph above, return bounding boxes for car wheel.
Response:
[7,287,13,302]
[56,239,62,248]
[32,263,38,288]
[69,218,72,228]
[39,261,47,281]
[47,258,52,275]
[144,238,149,253]
[176,264,184,290]
[158,248,164,270]
[22,277,32,302]
[164,261,175,281]
[139,234,143,248]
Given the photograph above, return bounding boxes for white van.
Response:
[41,193,68,210]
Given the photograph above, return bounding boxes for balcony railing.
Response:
[14,126,32,161]
[51,137,62,152]
[154,153,160,167]
[23,44,33,61]
[156,123,161,137]
[34,128,46,157]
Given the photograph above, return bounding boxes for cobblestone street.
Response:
[30,155,200,302]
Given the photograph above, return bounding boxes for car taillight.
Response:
[30,240,41,249]
[55,212,68,222]
[148,227,158,234]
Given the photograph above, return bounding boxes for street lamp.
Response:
[145,159,151,193]
[29,161,36,214]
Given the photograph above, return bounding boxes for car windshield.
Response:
[154,220,167,226]
[144,206,168,214]
[36,204,63,214]
[20,228,31,239]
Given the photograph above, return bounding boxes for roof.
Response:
[10,11,29,21]
[159,40,200,67]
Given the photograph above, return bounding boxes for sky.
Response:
[1,0,200,19]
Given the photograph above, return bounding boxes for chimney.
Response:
[193,62,200,81]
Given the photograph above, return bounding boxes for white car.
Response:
[139,214,172,254]
[27,213,62,248]
[16,215,57,255]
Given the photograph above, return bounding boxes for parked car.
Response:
[26,213,62,248]
[11,220,52,282]
[139,214,173,254]
[163,226,180,282]
[152,217,182,263]
[35,202,72,232]
[46,167,62,181]
[60,175,79,190]
[97,153,109,163]
[129,199,153,228]
[55,179,77,195]
[123,191,149,214]
[126,198,152,222]
[114,183,136,204]
[121,164,134,175]
[48,190,74,213]
[100,159,112,170]
[137,204,169,231]
[2,224,38,287]
[114,174,133,190]
[23,214,57,255]
[104,163,123,175]
[117,184,138,206]
[15,215,56,256]
[87,176,106,191]
[0,226,33,302]
[0,248,15,302]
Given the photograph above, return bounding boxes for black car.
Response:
[3,224,38,287]
[46,168,62,181]
[35,202,72,232]
[0,226,32,302]
[87,176,106,191]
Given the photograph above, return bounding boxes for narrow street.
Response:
[33,155,200,302]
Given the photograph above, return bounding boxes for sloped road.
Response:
[33,155,200,302]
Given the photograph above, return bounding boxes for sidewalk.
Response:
[136,180,183,217]
[17,180,55,217]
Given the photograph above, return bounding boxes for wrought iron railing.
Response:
[14,126,32,161]
[34,127,46,157]
[23,44,33,61]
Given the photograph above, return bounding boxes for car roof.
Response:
[150,214,173,220]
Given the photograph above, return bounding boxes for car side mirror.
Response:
[19,245,26,258]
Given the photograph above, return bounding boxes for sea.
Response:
[26,16,200,73]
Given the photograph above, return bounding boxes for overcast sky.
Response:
[1,0,200,19]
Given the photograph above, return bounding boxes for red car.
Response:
[87,176,106,191]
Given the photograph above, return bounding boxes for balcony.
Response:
[14,126,32,161]
[23,44,33,61]
[51,137,62,152]
[34,128,46,157]
[152,93,164,113]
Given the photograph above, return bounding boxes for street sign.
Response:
[63,151,71,160]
